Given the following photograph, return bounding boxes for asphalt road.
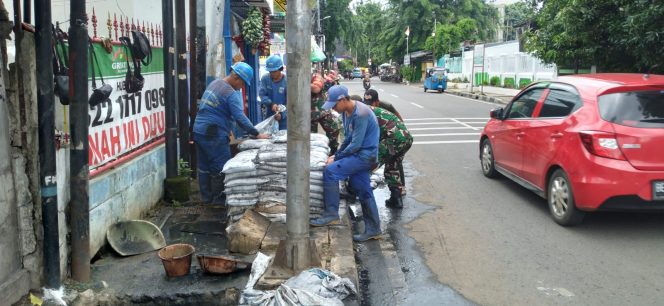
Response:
[345,78,664,306]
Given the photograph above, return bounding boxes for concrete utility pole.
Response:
[268,0,320,276]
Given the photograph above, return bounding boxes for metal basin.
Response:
[106,220,166,256]
[196,254,252,275]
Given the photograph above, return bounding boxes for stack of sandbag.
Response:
[222,149,264,221]
[253,132,331,220]
[223,132,333,222]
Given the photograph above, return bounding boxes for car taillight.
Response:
[579,131,626,160]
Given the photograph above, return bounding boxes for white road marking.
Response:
[391,94,399,98]
[410,103,424,109]
[412,133,481,137]
[404,117,490,121]
[379,89,384,92]
[451,118,481,131]
[406,122,487,126]
[537,287,575,298]
[409,127,476,131]
[413,140,479,145]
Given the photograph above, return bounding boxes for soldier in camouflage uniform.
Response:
[362,97,412,208]
[311,74,341,155]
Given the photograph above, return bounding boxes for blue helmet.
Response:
[265,55,284,72]
[231,62,254,87]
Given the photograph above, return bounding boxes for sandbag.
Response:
[238,139,271,151]
[223,149,258,174]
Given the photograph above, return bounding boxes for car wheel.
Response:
[547,169,585,226]
[480,139,498,178]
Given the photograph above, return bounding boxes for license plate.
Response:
[654,181,664,200]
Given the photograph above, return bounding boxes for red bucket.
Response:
[158,244,195,277]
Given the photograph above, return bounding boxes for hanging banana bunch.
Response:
[242,7,265,49]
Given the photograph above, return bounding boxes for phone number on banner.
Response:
[89,74,166,169]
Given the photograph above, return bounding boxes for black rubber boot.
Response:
[329,144,338,157]
[210,173,226,205]
[386,187,403,209]
[343,181,357,203]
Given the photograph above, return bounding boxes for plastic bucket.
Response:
[157,244,195,277]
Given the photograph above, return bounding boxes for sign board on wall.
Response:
[87,43,165,170]
[473,44,485,66]
[274,0,286,13]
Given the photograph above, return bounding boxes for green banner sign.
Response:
[89,43,164,79]
[56,43,164,80]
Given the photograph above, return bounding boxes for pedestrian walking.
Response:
[259,54,288,130]
[363,74,371,91]
[193,62,270,204]
[310,73,342,155]
[362,100,413,208]
[310,85,382,242]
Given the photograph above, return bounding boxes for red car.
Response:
[480,74,664,226]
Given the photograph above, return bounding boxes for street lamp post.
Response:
[432,13,436,67]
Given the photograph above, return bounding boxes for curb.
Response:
[445,90,509,105]
[400,81,511,105]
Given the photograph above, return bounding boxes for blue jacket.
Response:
[335,101,379,162]
[193,79,258,137]
[259,73,288,130]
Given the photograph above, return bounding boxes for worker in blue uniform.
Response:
[259,55,288,130]
[309,85,382,242]
[193,62,270,204]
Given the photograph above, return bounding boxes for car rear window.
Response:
[598,90,664,128]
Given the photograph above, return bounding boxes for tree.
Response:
[504,0,536,41]
[321,0,498,66]
[320,0,354,57]
[525,0,664,73]
[425,18,479,60]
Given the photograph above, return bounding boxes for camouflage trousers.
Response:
[311,110,341,155]
[378,136,413,190]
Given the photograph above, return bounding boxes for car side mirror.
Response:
[490,108,504,120]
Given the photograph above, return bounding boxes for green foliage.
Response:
[337,59,354,73]
[330,0,498,66]
[504,1,536,41]
[504,77,516,89]
[320,0,354,57]
[490,76,501,86]
[242,7,264,48]
[526,0,664,73]
[425,18,480,59]
[518,78,531,89]
[400,66,415,83]
[178,159,192,178]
